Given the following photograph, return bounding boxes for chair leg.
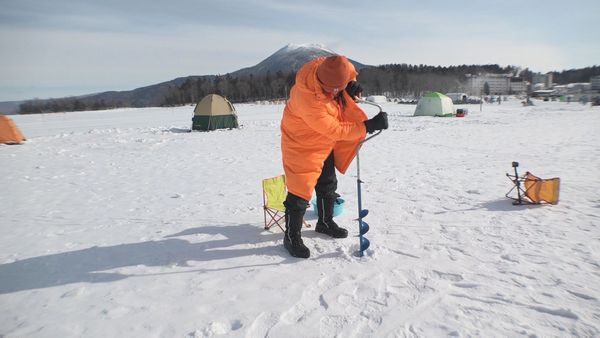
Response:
[264,208,285,231]
[264,208,309,231]
[263,208,268,229]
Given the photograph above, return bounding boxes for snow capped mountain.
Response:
[232,43,369,77]
[280,43,336,55]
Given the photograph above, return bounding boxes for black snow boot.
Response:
[283,194,310,258]
[315,196,348,238]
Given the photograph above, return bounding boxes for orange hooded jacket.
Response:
[281,57,368,202]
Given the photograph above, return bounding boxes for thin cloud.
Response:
[0,0,598,101]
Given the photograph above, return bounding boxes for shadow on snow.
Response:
[0,223,294,294]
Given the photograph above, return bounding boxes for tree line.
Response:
[549,66,600,85]
[162,71,295,106]
[358,64,519,98]
[18,98,122,115]
[164,64,523,106]
[18,64,600,114]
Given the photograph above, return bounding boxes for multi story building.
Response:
[531,72,554,89]
[532,73,546,86]
[591,75,600,91]
[545,73,554,89]
[466,74,526,95]
[510,78,526,93]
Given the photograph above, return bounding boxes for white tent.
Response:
[414,92,455,117]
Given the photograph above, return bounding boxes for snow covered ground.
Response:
[1,99,599,337]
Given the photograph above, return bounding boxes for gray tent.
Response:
[192,94,239,131]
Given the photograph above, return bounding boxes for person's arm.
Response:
[298,94,366,141]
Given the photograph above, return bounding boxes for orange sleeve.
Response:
[295,91,366,141]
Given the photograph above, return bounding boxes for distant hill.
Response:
[12,44,600,114]
[0,100,23,115]
[72,75,215,107]
[15,44,369,114]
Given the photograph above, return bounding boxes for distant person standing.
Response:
[279,55,388,258]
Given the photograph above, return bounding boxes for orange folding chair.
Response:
[506,162,560,205]
[262,175,311,231]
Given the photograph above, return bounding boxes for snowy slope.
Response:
[1,100,599,337]
[232,43,368,77]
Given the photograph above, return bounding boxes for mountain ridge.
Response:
[8,44,367,113]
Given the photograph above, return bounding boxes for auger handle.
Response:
[356,98,384,143]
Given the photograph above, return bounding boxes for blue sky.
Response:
[1,0,598,101]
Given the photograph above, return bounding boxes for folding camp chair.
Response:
[506,162,560,205]
[262,175,311,231]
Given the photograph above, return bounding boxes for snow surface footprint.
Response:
[60,286,86,298]
[500,254,520,263]
[315,273,393,335]
[100,305,131,319]
[246,312,278,337]
[279,281,327,325]
[189,319,243,337]
[432,270,463,282]
[280,302,310,324]
[567,289,598,301]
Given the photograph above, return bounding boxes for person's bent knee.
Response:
[284,193,309,211]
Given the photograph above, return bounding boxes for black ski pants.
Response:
[315,151,338,200]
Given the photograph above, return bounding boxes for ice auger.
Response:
[354,99,384,257]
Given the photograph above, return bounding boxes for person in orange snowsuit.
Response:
[280,55,388,258]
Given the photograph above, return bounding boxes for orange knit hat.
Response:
[316,55,353,91]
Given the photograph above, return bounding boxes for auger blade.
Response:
[359,221,370,235]
[360,237,370,251]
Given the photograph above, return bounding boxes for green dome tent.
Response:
[414,92,455,117]
[192,94,239,131]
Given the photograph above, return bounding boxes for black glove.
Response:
[364,112,389,134]
[345,81,363,98]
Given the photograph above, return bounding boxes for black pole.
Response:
[512,162,522,204]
